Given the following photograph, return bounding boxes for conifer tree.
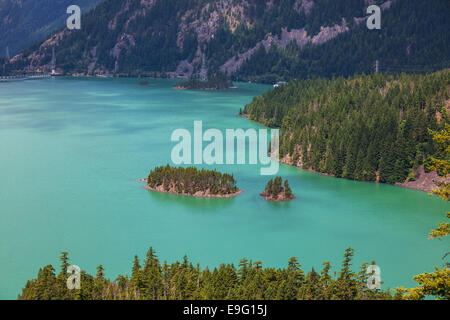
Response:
[284,180,293,199]
[142,247,163,300]
[131,255,143,293]
[59,252,70,275]
[335,248,358,300]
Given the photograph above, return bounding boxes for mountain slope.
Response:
[243,70,450,185]
[237,0,450,82]
[2,0,449,79]
[0,0,102,58]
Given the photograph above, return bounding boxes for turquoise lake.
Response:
[0,77,448,299]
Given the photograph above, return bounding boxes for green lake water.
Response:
[0,78,448,299]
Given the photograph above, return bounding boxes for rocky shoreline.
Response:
[138,179,243,198]
[277,156,443,193]
[259,192,296,202]
[395,166,449,193]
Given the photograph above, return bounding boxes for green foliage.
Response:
[244,70,450,185]
[175,73,232,90]
[284,179,293,198]
[147,165,238,196]
[399,267,450,300]
[19,247,394,300]
[425,124,450,240]
[396,123,450,300]
[262,176,295,200]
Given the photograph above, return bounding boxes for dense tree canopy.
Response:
[261,177,294,201]
[244,70,450,185]
[236,0,450,83]
[19,247,395,300]
[147,165,238,196]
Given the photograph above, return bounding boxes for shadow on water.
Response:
[265,198,296,210]
[145,189,237,212]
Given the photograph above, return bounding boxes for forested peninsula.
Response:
[142,165,241,198]
[243,70,450,190]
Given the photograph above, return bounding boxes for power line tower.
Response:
[51,47,56,75]
[200,52,208,81]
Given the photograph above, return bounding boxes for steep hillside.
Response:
[243,70,450,185]
[0,0,102,58]
[2,0,449,79]
[237,0,450,82]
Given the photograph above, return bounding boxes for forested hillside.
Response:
[0,0,102,57]
[2,0,449,79]
[243,70,450,184]
[19,248,396,300]
[238,0,450,82]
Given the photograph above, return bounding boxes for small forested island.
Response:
[175,73,233,90]
[142,165,241,198]
[260,177,295,201]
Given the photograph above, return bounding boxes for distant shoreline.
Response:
[173,86,238,91]
[173,77,236,91]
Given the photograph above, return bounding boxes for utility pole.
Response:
[200,52,207,81]
[6,46,10,60]
[51,47,56,75]
[375,60,379,73]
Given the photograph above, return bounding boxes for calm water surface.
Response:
[0,78,448,299]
